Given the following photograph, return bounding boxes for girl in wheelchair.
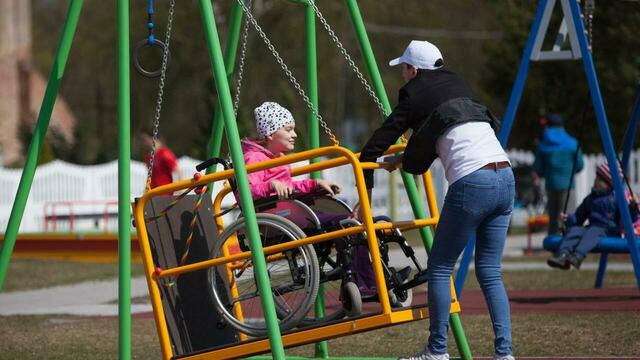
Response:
[240,102,378,302]
[208,101,421,335]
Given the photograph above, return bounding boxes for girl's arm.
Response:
[245,153,276,199]
[291,178,319,195]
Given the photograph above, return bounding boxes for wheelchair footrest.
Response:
[397,266,412,284]
[397,269,428,292]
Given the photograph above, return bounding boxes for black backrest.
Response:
[143,195,239,357]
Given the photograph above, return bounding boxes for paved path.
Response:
[0,277,152,316]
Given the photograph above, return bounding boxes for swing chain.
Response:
[146,0,176,191]
[146,0,155,44]
[584,0,595,53]
[236,0,340,146]
[233,0,253,116]
[307,0,387,119]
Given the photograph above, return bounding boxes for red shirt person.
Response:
[141,131,180,189]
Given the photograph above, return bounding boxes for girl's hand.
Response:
[350,202,362,221]
[271,180,293,199]
[317,179,341,195]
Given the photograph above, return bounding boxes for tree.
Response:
[482,1,640,153]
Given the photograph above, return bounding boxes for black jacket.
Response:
[359,69,500,188]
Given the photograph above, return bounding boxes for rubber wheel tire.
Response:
[389,287,413,308]
[341,281,362,316]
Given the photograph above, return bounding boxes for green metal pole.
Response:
[206,0,244,170]
[344,1,472,359]
[302,3,329,358]
[343,0,429,241]
[117,0,132,358]
[199,1,286,359]
[0,0,83,290]
[305,3,320,169]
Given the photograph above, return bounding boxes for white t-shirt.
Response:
[436,121,510,184]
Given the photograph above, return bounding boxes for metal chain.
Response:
[307,0,387,119]
[146,0,176,191]
[584,0,595,53]
[236,0,339,146]
[232,0,253,116]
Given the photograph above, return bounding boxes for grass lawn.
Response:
[1,258,639,358]
[0,313,638,359]
[2,258,145,292]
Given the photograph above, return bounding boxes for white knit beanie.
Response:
[254,101,295,139]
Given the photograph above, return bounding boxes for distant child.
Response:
[241,101,377,295]
[547,162,638,270]
[533,113,584,235]
[141,129,180,191]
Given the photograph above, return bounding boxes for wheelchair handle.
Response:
[196,157,232,172]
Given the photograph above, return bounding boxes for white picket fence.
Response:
[2,150,640,233]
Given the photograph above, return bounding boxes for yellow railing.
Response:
[133,144,456,360]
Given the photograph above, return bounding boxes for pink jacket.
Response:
[240,138,318,200]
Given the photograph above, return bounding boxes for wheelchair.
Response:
[204,159,427,337]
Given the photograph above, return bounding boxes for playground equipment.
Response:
[135,144,462,359]
[0,1,472,359]
[455,0,640,294]
[543,82,640,287]
[43,200,119,233]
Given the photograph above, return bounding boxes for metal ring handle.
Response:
[133,38,171,78]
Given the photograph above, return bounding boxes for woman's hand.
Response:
[317,179,341,195]
[271,180,293,199]
[380,154,403,172]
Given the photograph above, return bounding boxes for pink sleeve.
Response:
[244,153,274,199]
[292,178,318,195]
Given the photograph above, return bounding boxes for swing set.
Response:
[0,0,472,359]
[454,0,640,294]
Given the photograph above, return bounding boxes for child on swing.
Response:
[547,162,638,270]
[240,101,377,295]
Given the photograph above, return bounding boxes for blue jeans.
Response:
[427,167,515,356]
[558,225,606,258]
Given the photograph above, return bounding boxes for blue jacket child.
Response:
[533,125,584,192]
[547,162,638,270]
[533,113,584,235]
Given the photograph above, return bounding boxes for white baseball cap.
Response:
[389,40,444,70]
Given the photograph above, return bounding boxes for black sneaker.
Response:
[547,253,570,270]
[568,253,584,269]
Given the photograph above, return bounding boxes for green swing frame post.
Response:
[0,1,84,290]
[198,1,288,359]
[117,0,132,358]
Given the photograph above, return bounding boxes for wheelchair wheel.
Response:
[208,213,320,337]
[389,288,413,308]
[341,280,362,316]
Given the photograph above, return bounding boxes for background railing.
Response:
[2,150,639,233]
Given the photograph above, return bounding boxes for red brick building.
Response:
[0,1,75,167]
